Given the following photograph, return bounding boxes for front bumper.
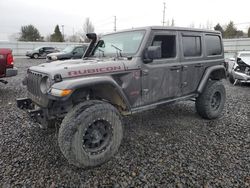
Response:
[232,70,250,81]
[6,67,18,77]
[16,98,50,128]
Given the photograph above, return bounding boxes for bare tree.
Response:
[189,22,195,28]
[83,18,95,42]
[171,18,175,27]
[8,33,20,42]
[206,20,213,30]
[45,34,51,42]
[67,32,82,42]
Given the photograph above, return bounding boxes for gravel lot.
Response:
[0,58,249,187]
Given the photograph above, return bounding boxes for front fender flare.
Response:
[50,75,131,110]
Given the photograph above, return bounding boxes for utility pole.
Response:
[162,2,166,26]
[61,25,64,41]
[114,16,117,32]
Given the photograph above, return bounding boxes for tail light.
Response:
[6,53,14,68]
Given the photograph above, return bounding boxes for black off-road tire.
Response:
[195,80,226,120]
[229,74,235,84]
[58,100,123,168]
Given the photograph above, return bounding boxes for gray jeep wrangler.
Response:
[17,26,226,168]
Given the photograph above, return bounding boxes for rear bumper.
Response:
[6,67,18,77]
[232,70,250,81]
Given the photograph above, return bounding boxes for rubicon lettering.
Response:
[68,66,122,76]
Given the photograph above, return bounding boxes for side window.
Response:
[39,48,44,52]
[182,36,201,57]
[151,35,176,58]
[205,35,222,56]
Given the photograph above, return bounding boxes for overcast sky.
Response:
[0,0,250,41]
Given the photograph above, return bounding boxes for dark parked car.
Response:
[46,44,88,62]
[0,48,17,84]
[26,46,59,59]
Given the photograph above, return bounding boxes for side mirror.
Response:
[72,51,77,55]
[98,40,105,48]
[143,46,161,63]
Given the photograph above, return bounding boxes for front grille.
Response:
[27,71,49,107]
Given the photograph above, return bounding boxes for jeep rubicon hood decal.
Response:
[29,59,126,78]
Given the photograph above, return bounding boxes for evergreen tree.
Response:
[214,23,224,37]
[19,25,43,41]
[50,25,64,42]
[236,30,244,38]
[224,21,237,38]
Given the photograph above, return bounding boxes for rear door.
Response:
[141,30,182,105]
[179,32,205,95]
[44,47,54,56]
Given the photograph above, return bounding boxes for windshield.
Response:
[94,30,145,57]
[62,46,75,53]
[239,53,250,58]
[34,47,42,50]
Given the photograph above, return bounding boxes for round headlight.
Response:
[40,76,51,94]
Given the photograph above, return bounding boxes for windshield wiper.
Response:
[111,44,122,57]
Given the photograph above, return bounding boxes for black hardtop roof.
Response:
[105,26,221,35]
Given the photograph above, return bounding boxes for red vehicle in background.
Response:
[0,48,17,84]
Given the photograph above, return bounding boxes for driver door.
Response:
[141,31,182,105]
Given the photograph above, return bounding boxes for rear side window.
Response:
[182,36,201,57]
[205,35,222,56]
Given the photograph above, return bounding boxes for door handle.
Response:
[195,63,204,68]
[170,66,182,71]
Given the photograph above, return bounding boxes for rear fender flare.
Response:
[197,65,226,93]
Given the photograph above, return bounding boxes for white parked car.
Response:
[228,51,250,84]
